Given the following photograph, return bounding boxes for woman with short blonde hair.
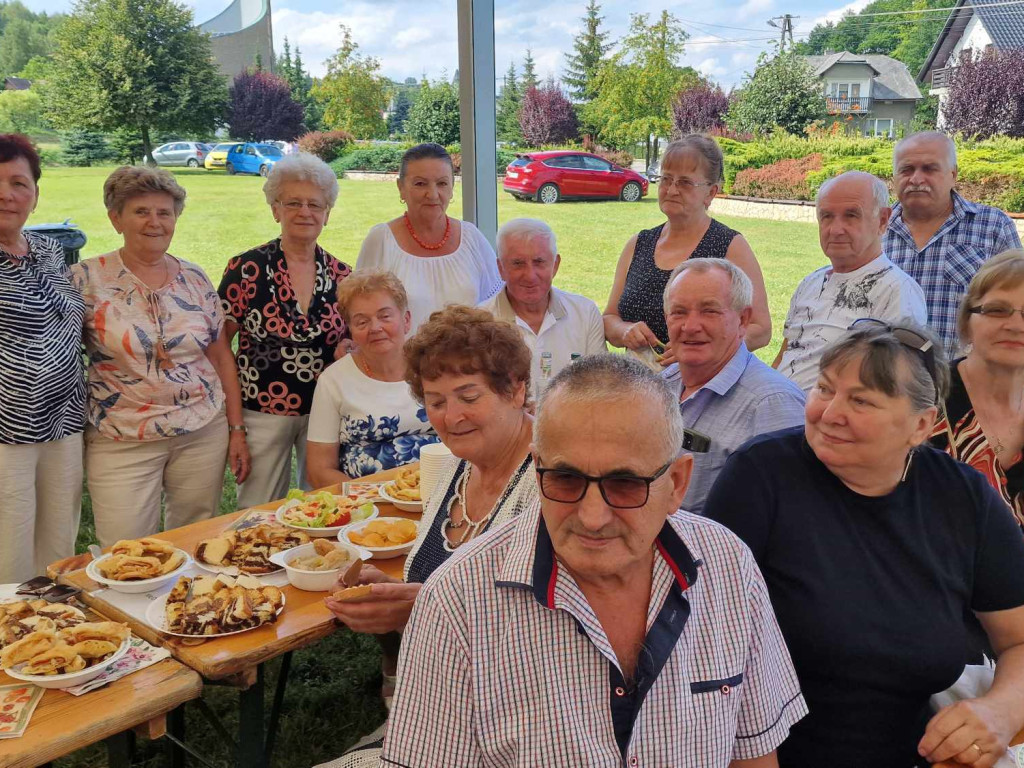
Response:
[218,152,351,507]
[306,271,436,484]
[71,165,249,545]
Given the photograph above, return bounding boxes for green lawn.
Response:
[35,166,826,768]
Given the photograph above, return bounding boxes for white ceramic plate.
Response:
[144,592,286,638]
[274,500,379,538]
[86,550,192,594]
[4,636,131,689]
[338,517,418,560]
[377,484,423,513]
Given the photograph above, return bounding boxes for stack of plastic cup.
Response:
[419,442,453,506]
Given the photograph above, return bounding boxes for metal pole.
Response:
[457,0,498,247]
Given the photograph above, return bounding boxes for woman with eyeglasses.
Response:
[71,166,249,545]
[603,135,772,366]
[305,271,438,485]
[704,321,1024,768]
[217,153,351,508]
[320,305,538,768]
[931,250,1024,532]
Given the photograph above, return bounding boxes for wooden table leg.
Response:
[237,664,266,768]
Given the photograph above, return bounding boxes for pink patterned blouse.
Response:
[70,251,226,442]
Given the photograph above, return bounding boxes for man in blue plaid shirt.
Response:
[884,131,1022,357]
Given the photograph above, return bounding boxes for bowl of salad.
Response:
[274,490,378,538]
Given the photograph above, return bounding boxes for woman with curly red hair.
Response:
[321,304,539,768]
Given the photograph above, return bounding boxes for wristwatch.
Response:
[228,424,248,434]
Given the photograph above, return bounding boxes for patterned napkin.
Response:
[63,635,170,696]
[0,684,44,738]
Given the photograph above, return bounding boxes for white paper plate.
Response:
[338,517,418,559]
[4,636,131,689]
[145,592,286,638]
[86,550,192,593]
[274,500,378,538]
[377,484,423,513]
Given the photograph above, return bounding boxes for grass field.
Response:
[35,166,826,767]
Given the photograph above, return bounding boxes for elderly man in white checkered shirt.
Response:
[381,354,807,768]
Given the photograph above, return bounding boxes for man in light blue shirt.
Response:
[662,258,805,514]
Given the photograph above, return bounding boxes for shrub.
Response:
[593,148,634,168]
[518,82,579,147]
[732,154,823,200]
[60,130,115,167]
[297,130,354,162]
[672,83,729,137]
[330,145,405,173]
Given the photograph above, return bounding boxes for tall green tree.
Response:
[278,38,321,132]
[43,0,226,164]
[727,50,827,136]
[792,0,949,75]
[312,25,389,139]
[405,77,460,146]
[496,61,523,143]
[563,0,613,101]
[0,2,62,80]
[387,89,412,136]
[522,49,539,91]
[584,11,697,164]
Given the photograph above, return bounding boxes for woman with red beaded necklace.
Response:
[356,143,501,330]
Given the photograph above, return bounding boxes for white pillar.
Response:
[456,0,498,247]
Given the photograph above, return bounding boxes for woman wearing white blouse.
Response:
[355,143,501,330]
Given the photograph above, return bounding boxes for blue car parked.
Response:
[225,143,283,177]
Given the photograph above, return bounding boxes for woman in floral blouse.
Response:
[71,166,249,546]
[306,271,437,484]
[218,153,351,507]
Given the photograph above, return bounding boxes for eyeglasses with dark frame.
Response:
[535,460,674,509]
[847,318,940,403]
[968,303,1024,321]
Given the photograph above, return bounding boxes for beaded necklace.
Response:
[404,212,452,251]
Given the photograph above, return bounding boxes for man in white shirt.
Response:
[774,171,928,391]
[479,218,606,398]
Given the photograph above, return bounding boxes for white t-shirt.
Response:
[779,253,928,391]
[478,286,607,400]
[356,221,502,331]
[307,355,438,478]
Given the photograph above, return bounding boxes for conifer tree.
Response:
[563,0,612,101]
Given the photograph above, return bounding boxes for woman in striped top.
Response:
[0,134,86,583]
[931,249,1024,530]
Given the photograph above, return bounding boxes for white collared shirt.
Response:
[382,504,807,767]
[478,286,606,398]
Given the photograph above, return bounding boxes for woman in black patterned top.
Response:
[603,135,772,366]
[0,134,86,582]
[218,153,352,508]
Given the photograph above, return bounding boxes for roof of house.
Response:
[3,77,30,91]
[802,52,923,100]
[919,0,1024,81]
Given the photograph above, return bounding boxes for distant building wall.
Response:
[199,0,274,79]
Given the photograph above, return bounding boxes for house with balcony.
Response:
[918,0,1024,125]
[801,52,922,137]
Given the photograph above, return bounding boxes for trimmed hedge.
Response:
[717,134,1024,212]
[330,145,520,176]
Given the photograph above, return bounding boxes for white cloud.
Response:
[808,0,872,28]
[738,0,774,17]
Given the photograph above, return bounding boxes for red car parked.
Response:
[503,150,649,204]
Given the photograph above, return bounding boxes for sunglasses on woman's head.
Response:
[847,318,939,403]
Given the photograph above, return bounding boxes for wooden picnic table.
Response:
[52,463,420,768]
[0,654,201,768]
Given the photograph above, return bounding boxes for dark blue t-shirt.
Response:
[704,427,1024,768]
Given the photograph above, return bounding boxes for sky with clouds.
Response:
[24,0,873,89]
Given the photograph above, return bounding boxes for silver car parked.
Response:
[152,141,211,167]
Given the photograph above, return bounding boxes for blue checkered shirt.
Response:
[381,504,807,767]
[662,343,806,515]
[884,191,1022,357]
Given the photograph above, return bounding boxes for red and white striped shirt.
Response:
[381,504,807,767]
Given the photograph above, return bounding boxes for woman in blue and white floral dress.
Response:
[306,271,437,484]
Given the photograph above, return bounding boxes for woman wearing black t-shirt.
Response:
[705,321,1024,768]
